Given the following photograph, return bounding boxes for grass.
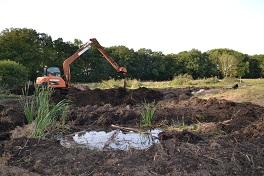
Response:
[140,100,159,128]
[77,78,142,89]
[197,84,264,107]
[20,84,69,138]
[166,117,200,132]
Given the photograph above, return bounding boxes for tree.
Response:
[219,54,238,77]
[251,55,264,78]
[0,28,51,80]
[176,49,208,79]
[0,60,28,87]
[207,48,251,78]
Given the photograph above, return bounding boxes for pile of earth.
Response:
[0,86,263,175]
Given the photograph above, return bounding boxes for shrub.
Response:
[0,60,28,88]
[169,74,193,86]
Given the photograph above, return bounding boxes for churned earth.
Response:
[0,86,263,175]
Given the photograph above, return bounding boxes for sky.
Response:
[0,0,264,55]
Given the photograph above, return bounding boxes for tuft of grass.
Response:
[20,84,69,138]
[166,117,199,132]
[140,100,159,128]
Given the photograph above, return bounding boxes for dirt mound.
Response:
[0,100,26,140]
[65,87,163,106]
[158,130,204,144]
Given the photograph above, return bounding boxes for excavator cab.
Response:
[36,66,66,88]
[43,67,62,77]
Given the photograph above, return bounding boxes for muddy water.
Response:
[60,129,161,151]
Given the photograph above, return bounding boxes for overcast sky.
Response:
[1,0,264,55]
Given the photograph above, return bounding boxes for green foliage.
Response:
[20,85,69,138]
[140,101,159,128]
[219,54,238,78]
[0,28,49,80]
[169,74,193,86]
[0,60,28,88]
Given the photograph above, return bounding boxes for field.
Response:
[0,81,263,175]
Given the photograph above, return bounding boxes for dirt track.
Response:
[0,86,263,175]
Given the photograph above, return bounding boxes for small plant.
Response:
[195,114,206,121]
[140,100,159,128]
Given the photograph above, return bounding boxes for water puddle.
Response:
[60,129,162,151]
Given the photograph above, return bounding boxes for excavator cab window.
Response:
[44,67,61,77]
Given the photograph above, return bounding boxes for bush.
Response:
[0,60,28,88]
[169,74,193,86]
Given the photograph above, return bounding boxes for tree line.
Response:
[0,28,263,86]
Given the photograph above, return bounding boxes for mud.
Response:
[0,86,263,175]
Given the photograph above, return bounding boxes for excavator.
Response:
[36,38,127,90]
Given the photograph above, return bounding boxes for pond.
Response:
[60,129,162,151]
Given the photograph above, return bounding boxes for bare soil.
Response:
[0,86,263,175]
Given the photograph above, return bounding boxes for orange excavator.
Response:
[36,38,127,89]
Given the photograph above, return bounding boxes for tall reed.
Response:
[20,85,69,138]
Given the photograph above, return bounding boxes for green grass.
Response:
[140,100,159,128]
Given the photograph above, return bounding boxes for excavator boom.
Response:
[62,38,127,87]
[63,42,91,87]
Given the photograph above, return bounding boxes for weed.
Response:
[195,114,206,121]
[140,100,159,128]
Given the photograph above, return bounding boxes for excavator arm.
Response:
[63,42,91,87]
[63,38,127,87]
[89,38,127,74]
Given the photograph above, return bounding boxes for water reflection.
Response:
[61,129,161,151]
